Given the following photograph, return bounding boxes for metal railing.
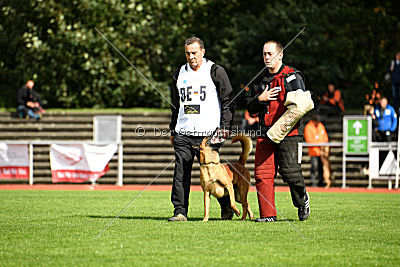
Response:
[297,142,343,163]
[0,140,123,186]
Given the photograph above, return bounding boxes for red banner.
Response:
[51,165,109,183]
[0,166,29,179]
[50,144,117,183]
[0,144,29,180]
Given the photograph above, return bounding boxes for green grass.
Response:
[1,190,399,266]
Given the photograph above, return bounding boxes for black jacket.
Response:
[16,85,41,107]
[169,62,235,134]
[388,60,400,84]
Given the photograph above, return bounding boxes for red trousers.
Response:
[254,137,277,217]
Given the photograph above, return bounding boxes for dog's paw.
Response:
[233,206,241,217]
[249,213,254,220]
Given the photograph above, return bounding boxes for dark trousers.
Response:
[310,156,323,186]
[275,135,307,208]
[374,130,393,142]
[171,134,230,217]
[392,83,400,112]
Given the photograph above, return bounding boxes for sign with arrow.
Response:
[352,120,362,135]
[344,116,371,154]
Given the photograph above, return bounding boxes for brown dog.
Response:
[199,133,254,221]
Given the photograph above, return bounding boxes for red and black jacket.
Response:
[246,64,306,137]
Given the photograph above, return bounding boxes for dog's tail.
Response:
[231,133,252,166]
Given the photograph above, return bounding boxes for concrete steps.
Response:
[0,111,378,187]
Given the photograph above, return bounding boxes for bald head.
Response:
[26,80,34,89]
[263,41,283,73]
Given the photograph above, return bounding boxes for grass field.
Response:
[1,190,399,266]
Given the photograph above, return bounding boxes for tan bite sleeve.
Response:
[267,89,314,143]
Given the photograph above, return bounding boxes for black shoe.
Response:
[298,192,310,221]
[168,214,187,221]
[255,216,277,222]
[221,205,234,220]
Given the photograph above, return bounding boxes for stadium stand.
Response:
[0,111,388,187]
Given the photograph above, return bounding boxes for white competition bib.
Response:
[175,59,220,136]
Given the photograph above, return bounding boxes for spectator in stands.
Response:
[317,82,345,116]
[363,82,381,115]
[241,110,259,132]
[16,80,45,120]
[241,84,259,133]
[304,114,332,187]
[387,52,400,112]
[372,96,397,142]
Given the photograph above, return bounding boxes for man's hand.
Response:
[170,136,174,145]
[247,117,257,125]
[258,87,279,102]
[26,101,35,108]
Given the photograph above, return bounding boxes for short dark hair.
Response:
[185,37,204,49]
[265,40,283,52]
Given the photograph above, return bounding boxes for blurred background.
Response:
[1,0,400,110]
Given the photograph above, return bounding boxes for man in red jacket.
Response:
[246,40,313,222]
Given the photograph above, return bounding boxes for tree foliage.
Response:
[1,0,399,109]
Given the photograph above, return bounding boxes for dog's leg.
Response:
[240,188,248,220]
[235,171,254,220]
[239,185,254,220]
[244,173,255,220]
[246,200,254,220]
[226,184,241,217]
[203,191,211,222]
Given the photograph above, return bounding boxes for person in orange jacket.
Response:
[304,114,332,187]
[318,82,345,116]
[241,110,259,132]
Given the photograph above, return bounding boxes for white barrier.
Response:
[297,142,343,164]
[299,114,400,190]
[0,140,123,186]
[369,142,399,189]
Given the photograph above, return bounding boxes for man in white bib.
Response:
[168,37,235,221]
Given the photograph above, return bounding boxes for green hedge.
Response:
[1,0,399,109]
